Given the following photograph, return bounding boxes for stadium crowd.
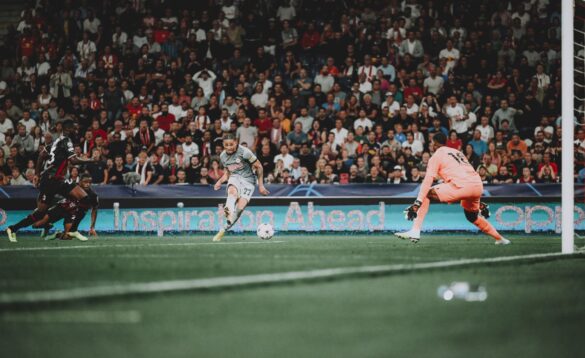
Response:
[0,0,575,186]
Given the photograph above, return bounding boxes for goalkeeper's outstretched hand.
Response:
[479,202,490,219]
[404,200,422,221]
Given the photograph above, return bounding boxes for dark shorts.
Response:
[69,211,87,231]
[47,204,71,224]
[47,203,85,227]
[38,176,77,205]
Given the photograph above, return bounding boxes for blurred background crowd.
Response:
[0,0,578,186]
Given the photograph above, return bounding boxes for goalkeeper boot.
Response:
[394,229,421,243]
[68,231,88,242]
[212,229,225,242]
[495,238,511,245]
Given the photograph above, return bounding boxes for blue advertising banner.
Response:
[1,202,583,234]
[0,183,579,200]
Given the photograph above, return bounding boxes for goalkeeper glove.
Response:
[480,202,490,219]
[404,200,422,221]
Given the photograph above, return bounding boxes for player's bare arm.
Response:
[89,205,98,237]
[214,169,229,191]
[69,155,96,165]
[253,160,269,196]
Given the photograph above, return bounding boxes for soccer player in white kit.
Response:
[212,133,270,241]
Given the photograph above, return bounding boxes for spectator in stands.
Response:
[469,130,488,157]
[0,0,567,188]
[9,167,30,185]
[493,166,514,184]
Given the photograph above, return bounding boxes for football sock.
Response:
[473,217,504,241]
[225,196,236,213]
[225,208,244,230]
[412,198,430,232]
[235,208,243,221]
[11,210,44,232]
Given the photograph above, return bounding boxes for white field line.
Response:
[1,310,141,324]
[0,240,285,252]
[0,251,583,306]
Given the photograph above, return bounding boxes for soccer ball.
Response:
[256,223,274,240]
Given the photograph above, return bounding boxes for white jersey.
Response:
[220,145,258,185]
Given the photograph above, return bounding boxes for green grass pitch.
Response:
[0,233,584,357]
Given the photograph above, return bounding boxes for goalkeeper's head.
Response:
[432,132,447,151]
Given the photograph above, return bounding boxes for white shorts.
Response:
[227,176,255,202]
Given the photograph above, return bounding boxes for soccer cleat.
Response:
[68,231,88,241]
[6,227,17,243]
[224,206,236,227]
[394,230,421,243]
[40,224,53,239]
[59,233,73,240]
[212,229,226,242]
[480,202,491,219]
[495,238,511,245]
[44,231,61,241]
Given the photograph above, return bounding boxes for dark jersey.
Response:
[42,135,76,179]
[75,188,99,214]
[47,188,99,228]
[56,188,99,216]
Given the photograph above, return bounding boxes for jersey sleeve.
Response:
[242,147,258,164]
[65,138,76,158]
[416,154,439,203]
[219,151,227,167]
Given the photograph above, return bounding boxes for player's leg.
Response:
[226,180,254,230]
[412,189,440,232]
[224,184,238,226]
[214,184,239,242]
[6,197,50,242]
[31,212,54,239]
[226,197,250,230]
[213,184,239,242]
[67,212,88,241]
[214,180,254,242]
[395,188,440,242]
[462,199,510,245]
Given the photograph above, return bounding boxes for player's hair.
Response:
[63,119,75,130]
[80,173,92,181]
[223,133,236,141]
[433,132,447,145]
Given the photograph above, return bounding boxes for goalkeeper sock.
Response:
[412,198,430,232]
[473,217,503,241]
